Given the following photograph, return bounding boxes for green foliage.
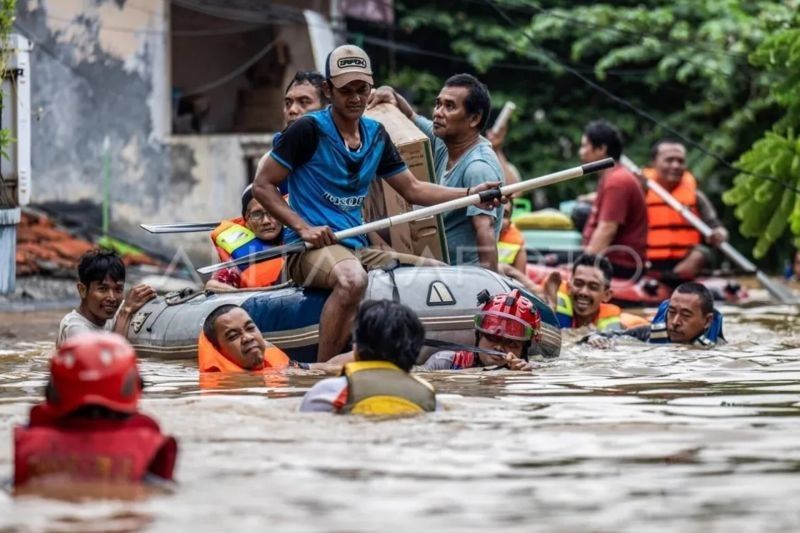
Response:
[723,15,800,258]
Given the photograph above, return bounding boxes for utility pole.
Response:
[0,34,32,295]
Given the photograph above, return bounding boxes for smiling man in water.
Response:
[555,254,623,332]
[57,249,155,347]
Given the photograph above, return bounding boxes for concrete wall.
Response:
[13,0,324,266]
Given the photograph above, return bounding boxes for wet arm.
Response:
[473,214,498,272]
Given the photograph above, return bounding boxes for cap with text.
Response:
[325,45,373,88]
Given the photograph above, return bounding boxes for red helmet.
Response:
[475,289,542,343]
[46,332,142,417]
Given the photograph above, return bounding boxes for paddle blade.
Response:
[141,222,219,234]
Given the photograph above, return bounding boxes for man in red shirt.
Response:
[579,120,648,281]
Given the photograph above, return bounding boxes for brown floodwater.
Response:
[1,305,800,531]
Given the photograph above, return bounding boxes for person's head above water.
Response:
[666,282,715,343]
[240,184,282,242]
[569,254,614,321]
[45,331,143,418]
[352,299,425,372]
[474,289,542,364]
[203,305,267,370]
[283,70,327,127]
[77,249,127,324]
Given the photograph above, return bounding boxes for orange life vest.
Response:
[14,407,177,485]
[209,218,283,288]
[197,332,290,373]
[642,168,703,261]
[498,223,525,265]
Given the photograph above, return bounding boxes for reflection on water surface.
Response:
[1,306,799,531]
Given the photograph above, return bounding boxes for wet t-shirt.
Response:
[413,115,504,265]
[582,164,648,270]
[57,310,111,348]
[270,109,407,249]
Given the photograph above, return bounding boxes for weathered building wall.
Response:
[13,0,291,265]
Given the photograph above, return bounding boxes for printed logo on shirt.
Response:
[322,191,365,211]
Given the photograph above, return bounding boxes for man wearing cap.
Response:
[368,74,505,269]
[252,45,501,362]
[205,184,285,292]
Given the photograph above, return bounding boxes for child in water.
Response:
[300,300,436,414]
[14,332,177,487]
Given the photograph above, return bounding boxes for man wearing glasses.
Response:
[252,44,501,362]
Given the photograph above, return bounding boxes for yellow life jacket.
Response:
[209,218,283,288]
[498,223,525,265]
[555,283,622,332]
[340,361,436,415]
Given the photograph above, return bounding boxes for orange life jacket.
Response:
[209,218,283,288]
[498,223,525,265]
[197,332,290,373]
[642,168,703,261]
[14,407,177,485]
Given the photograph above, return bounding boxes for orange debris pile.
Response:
[15,212,157,276]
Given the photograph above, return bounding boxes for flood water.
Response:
[1,305,800,531]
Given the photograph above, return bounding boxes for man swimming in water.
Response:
[584,281,725,347]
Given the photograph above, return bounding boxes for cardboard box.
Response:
[363,104,449,263]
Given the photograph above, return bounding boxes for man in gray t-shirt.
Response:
[57,249,156,347]
[369,74,504,268]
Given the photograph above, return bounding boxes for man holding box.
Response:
[368,74,505,269]
[252,45,501,362]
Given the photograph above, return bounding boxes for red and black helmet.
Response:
[46,332,143,417]
[474,289,542,344]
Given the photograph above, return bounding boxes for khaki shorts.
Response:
[285,245,428,288]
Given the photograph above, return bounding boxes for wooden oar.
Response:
[621,155,796,304]
[197,158,614,275]
[140,222,219,234]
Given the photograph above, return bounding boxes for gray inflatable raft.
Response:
[127,265,561,363]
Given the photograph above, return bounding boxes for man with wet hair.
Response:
[300,299,436,414]
[585,281,725,347]
[369,73,505,270]
[642,139,728,278]
[555,254,624,332]
[579,120,648,281]
[199,304,290,371]
[199,304,351,373]
[57,250,155,347]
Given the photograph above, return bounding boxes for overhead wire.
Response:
[481,0,800,194]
